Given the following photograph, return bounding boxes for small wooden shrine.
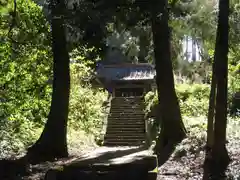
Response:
[93,47,156,146]
[93,46,156,97]
[95,63,156,97]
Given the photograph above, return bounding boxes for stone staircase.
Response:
[104,97,146,146]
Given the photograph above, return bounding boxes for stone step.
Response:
[104,139,145,144]
[109,110,144,112]
[111,99,143,103]
[109,115,144,118]
[107,124,144,126]
[104,136,145,141]
[104,135,145,139]
[106,128,145,132]
[108,118,144,121]
[105,128,145,132]
[106,131,145,134]
[105,134,145,138]
[111,100,143,103]
[106,132,145,135]
[108,114,144,117]
[106,130,145,134]
[107,124,145,128]
[110,108,143,111]
[111,107,143,109]
[112,97,143,101]
[110,110,143,112]
[106,129,145,133]
[111,104,143,107]
[109,118,144,121]
[111,100,143,102]
[105,133,145,137]
[103,143,143,147]
[108,119,144,122]
[105,131,145,134]
[110,107,143,110]
[107,122,144,126]
[109,112,144,114]
[44,146,158,180]
[104,140,145,146]
[108,115,144,117]
[104,139,145,143]
[108,121,145,124]
[106,132,145,136]
[111,104,144,107]
[111,102,143,105]
[110,109,144,114]
[106,125,145,129]
[105,97,146,148]
[111,100,142,102]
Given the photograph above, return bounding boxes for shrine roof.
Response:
[96,63,156,81]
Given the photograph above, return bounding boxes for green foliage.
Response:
[68,63,108,136]
[145,84,210,117]
[144,91,157,114]
[145,74,240,119]
[176,84,210,117]
[0,0,109,157]
[0,0,239,159]
[228,64,240,116]
[176,83,210,100]
[0,0,52,157]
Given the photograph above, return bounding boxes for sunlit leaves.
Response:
[68,63,107,134]
[0,0,52,156]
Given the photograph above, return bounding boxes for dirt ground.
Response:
[1,138,239,180]
[157,137,240,180]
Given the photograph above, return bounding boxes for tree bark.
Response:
[192,38,196,62]
[27,0,70,163]
[203,39,217,180]
[150,0,186,166]
[205,40,218,155]
[138,31,150,63]
[203,0,230,179]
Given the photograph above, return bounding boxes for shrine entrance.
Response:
[115,88,144,97]
[94,63,156,146]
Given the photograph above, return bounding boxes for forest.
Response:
[0,0,240,179]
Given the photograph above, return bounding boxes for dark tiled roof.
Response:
[96,63,156,81]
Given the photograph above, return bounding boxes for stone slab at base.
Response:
[45,146,158,180]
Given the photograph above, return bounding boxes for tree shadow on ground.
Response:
[46,146,157,180]
[0,145,155,179]
[68,146,149,166]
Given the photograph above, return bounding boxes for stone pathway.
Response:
[45,146,158,180]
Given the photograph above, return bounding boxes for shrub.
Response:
[68,63,108,136]
[176,84,210,117]
[145,83,210,117]
[228,65,240,116]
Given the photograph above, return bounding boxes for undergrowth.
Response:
[0,63,107,159]
[173,116,240,159]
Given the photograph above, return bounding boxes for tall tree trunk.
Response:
[27,0,70,163]
[186,36,188,61]
[138,31,149,63]
[203,38,217,180]
[192,38,196,62]
[151,0,186,166]
[203,0,230,179]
